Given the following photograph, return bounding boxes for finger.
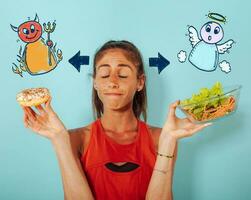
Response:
[181,117,192,123]
[24,121,29,128]
[187,123,212,137]
[22,107,35,120]
[25,106,37,121]
[168,100,180,119]
[21,105,25,111]
[26,118,33,128]
[177,123,212,138]
[179,118,196,129]
[45,96,52,110]
[22,106,33,127]
[23,112,29,128]
[192,123,212,133]
[35,105,45,115]
[27,106,36,117]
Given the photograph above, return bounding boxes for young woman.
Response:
[21,40,211,200]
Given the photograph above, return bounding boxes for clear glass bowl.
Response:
[177,85,242,124]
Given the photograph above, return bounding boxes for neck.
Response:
[100,107,138,134]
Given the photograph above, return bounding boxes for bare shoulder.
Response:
[146,124,162,151]
[68,123,92,156]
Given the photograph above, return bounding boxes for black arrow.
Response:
[68,51,89,72]
[149,53,170,74]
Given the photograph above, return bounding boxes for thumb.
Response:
[167,100,180,120]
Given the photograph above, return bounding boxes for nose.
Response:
[108,74,119,88]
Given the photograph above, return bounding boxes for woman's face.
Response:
[94,49,145,111]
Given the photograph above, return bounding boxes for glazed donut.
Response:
[16,88,50,107]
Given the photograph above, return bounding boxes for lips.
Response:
[103,91,124,97]
[104,93,122,95]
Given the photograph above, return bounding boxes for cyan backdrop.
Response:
[0,0,250,199]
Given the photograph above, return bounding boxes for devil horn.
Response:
[10,24,18,32]
[34,13,39,22]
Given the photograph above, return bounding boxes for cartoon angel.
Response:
[188,18,234,72]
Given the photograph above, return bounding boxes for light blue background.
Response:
[0,0,250,199]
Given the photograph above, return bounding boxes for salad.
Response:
[178,82,239,122]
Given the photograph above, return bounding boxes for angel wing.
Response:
[188,26,200,47]
[217,40,234,54]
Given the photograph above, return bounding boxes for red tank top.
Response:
[81,118,157,200]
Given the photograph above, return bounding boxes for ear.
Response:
[10,24,18,32]
[93,81,98,90]
[34,13,39,23]
[137,74,145,91]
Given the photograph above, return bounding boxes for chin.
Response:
[107,102,132,112]
[106,104,123,110]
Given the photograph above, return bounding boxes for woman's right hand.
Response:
[21,96,67,140]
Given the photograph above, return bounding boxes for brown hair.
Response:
[92,40,147,122]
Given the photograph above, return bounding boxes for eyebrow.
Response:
[97,64,133,71]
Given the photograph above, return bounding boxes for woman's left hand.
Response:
[158,100,212,153]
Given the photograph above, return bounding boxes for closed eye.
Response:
[119,75,128,78]
[101,75,128,78]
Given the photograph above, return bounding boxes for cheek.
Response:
[18,32,27,41]
[95,79,107,90]
[34,26,42,36]
[212,33,223,43]
[123,84,138,99]
[201,31,209,40]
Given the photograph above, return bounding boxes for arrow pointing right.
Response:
[149,53,170,74]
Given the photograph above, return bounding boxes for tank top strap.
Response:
[137,120,157,164]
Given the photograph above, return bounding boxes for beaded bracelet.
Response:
[156,152,174,159]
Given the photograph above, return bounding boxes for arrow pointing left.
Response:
[68,51,89,72]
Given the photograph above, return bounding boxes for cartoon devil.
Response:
[11,14,62,77]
